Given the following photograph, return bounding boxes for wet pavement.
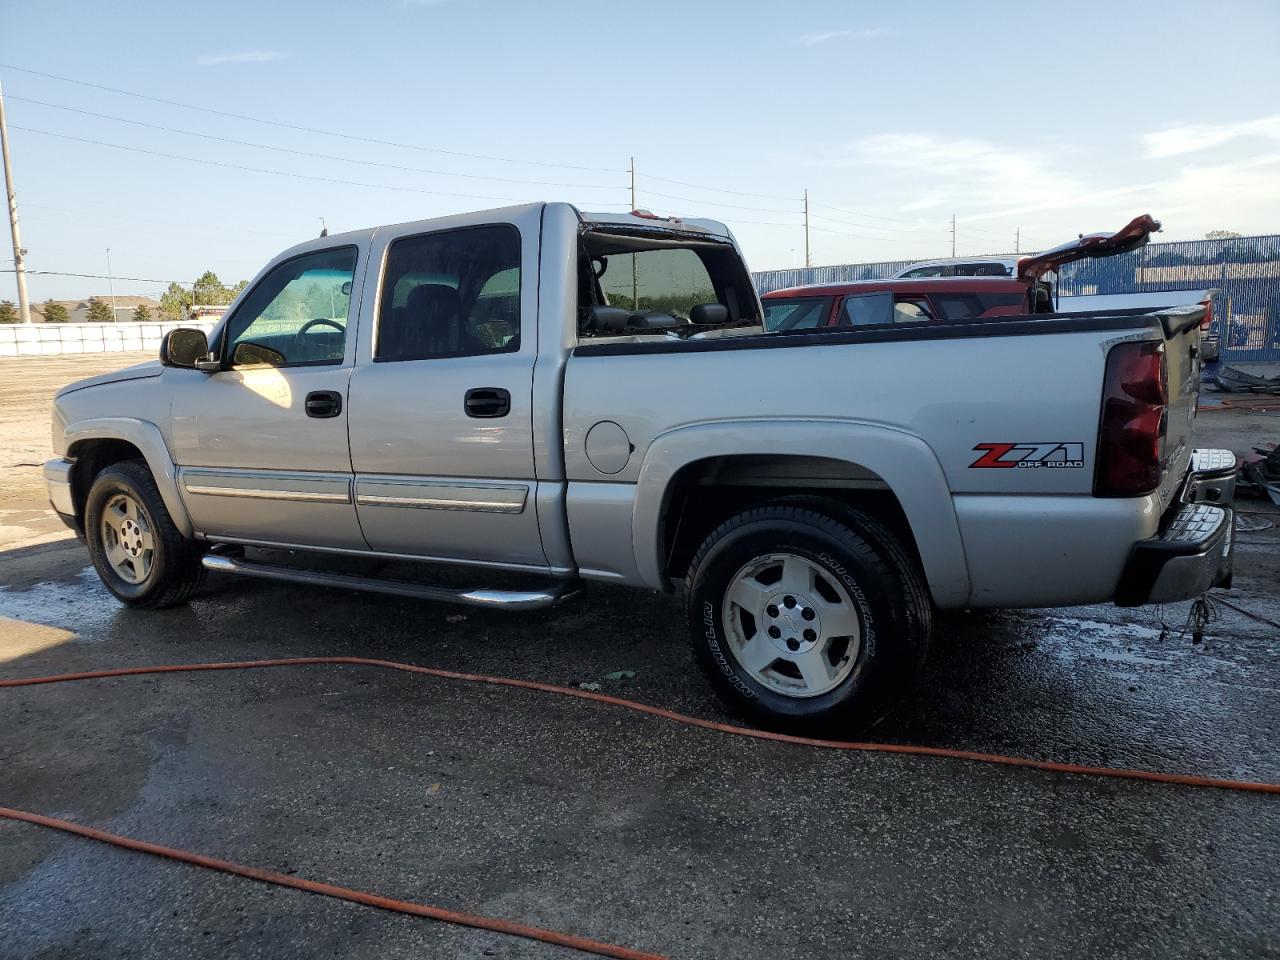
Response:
[1,357,1278,959]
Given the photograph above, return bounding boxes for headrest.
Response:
[407,284,460,319]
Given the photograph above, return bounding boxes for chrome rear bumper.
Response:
[1115,448,1237,606]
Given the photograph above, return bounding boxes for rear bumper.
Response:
[43,457,79,531]
[1114,448,1236,606]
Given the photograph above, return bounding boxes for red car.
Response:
[762,276,1041,331]
[762,214,1162,331]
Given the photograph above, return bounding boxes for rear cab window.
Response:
[576,222,762,342]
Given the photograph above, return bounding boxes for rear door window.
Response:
[375,225,521,362]
[893,298,935,322]
[763,297,832,331]
[930,292,1026,320]
[839,291,893,326]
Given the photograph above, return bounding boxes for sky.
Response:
[2,0,1279,305]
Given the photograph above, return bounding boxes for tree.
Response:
[1205,230,1242,240]
[193,270,231,305]
[85,297,115,322]
[0,300,18,324]
[42,300,70,323]
[230,279,248,299]
[132,304,153,322]
[159,282,191,320]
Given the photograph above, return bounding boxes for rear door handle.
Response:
[305,390,343,419]
[464,387,511,418]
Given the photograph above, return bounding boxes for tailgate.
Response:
[1156,305,1205,509]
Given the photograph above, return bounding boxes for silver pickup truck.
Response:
[44,203,1236,732]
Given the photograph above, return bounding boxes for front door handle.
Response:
[464,387,511,418]
[305,390,343,419]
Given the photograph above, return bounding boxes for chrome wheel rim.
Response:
[100,493,155,584]
[721,552,862,698]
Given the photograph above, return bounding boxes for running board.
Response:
[201,554,581,611]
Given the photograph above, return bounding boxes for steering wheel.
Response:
[296,317,345,338]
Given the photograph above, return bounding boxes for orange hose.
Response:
[0,805,666,960]
[2,656,1276,958]
[3,656,1277,795]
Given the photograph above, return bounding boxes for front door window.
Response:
[224,247,358,367]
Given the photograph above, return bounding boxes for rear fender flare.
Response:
[632,419,970,607]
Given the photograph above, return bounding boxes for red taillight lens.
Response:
[1200,297,1213,331]
[1095,340,1168,496]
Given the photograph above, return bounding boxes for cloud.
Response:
[819,130,1161,230]
[793,27,893,46]
[1141,115,1280,158]
[196,50,291,66]
[816,127,1280,248]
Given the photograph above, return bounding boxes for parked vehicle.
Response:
[878,219,1221,353]
[891,256,1021,279]
[44,203,1236,733]
[763,276,1044,330]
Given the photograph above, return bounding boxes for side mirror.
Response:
[160,328,215,370]
[689,303,729,325]
[232,341,286,367]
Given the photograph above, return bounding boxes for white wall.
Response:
[0,321,216,357]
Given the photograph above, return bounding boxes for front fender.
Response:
[64,417,194,538]
[631,418,970,608]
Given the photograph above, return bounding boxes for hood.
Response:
[1017,214,1161,281]
[56,360,163,398]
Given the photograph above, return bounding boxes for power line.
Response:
[808,223,922,243]
[7,95,624,192]
[0,63,621,174]
[636,173,798,202]
[2,268,190,283]
[639,187,800,215]
[24,201,301,239]
[808,199,945,226]
[807,210,941,238]
[11,126,631,207]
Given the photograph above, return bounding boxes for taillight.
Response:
[1200,297,1213,332]
[1094,340,1168,496]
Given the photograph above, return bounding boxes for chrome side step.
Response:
[201,554,582,611]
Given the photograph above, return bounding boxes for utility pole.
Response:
[629,157,636,211]
[106,248,118,321]
[0,80,32,325]
[950,214,956,258]
[629,157,638,307]
[1015,228,1020,254]
[803,189,811,268]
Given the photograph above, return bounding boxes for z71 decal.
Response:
[970,442,1085,469]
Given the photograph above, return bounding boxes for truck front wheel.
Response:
[84,460,206,609]
[684,503,931,734]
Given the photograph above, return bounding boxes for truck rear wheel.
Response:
[684,503,931,734]
[84,460,206,609]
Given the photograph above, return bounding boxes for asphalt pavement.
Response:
[1,355,1278,959]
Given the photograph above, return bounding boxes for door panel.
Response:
[168,243,365,548]
[347,214,546,567]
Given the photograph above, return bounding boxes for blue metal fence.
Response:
[751,234,1280,363]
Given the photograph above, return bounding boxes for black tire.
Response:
[84,459,206,609]
[684,503,932,734]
